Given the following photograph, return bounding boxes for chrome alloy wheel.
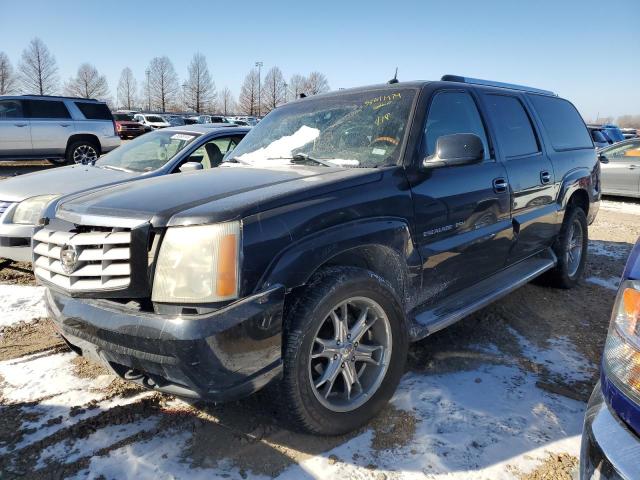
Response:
[566,217,584,277]
[72,144,98,164]
[308,296,392,412]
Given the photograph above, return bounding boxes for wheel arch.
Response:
[66,134,101,155]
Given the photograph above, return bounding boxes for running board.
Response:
[410,249,557,340]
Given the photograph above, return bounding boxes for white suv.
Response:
[0,95,121,165]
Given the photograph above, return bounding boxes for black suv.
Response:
[37,76,600,435]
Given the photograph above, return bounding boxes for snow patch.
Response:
[588,240,629,260]
[237,125,320,165]
[586,276,620,291]
[0,285,46,328]
[600,198,640,216]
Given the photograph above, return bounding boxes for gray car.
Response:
[0,124,248,262]
[0,95,121,165]
[598,138,640,198]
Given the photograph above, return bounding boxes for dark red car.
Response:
[113,113,146,139]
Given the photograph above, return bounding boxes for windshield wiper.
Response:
[271,153,336,167]
[224,156,251,165]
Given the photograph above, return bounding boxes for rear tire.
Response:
[66,140,99,165]
[281,266,408,435]
[540,206,588,289]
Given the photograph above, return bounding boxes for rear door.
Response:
[599,141,640,195]
[0,99,32,157]
[24,99,73,156]
[408,88,512,303]
[480,93,556,263]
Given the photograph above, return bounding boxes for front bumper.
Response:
[45,286,285,401]
[580,382,640,479]
[0,218,33,262]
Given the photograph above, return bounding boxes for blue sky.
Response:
[1,0,638,119]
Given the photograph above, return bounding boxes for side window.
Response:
[0,100,24,119]
[528,95,592,150]
[185,137,238,169]
[24,100,71,119]
[74,102,112,120]
[484,95,539,158]
[423,91,490,159]
[603,142,640,161]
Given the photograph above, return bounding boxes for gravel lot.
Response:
[0,159,638,479]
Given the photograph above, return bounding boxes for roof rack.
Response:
[20,94,99,101]
[441,75,556,96]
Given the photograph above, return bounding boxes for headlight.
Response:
[152,222,240,304]
[603,279,640,405]
[12,194,59,225]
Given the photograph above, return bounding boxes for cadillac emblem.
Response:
[60,244,79,274]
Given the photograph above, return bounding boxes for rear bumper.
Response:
[580,382,640,479]
[100,135,121,153]
[45,286,285,401]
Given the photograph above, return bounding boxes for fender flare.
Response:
[556,166,595,211]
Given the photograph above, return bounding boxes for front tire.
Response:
[542,206,588,289]
[281,267,408,435]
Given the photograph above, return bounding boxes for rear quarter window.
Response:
[528,95,592,150]
[74,102,113,120]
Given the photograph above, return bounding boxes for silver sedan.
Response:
[598,138,640,198]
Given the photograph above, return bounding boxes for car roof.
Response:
[162,124,250,135]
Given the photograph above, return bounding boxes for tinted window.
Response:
[24,100,71,119]
[485,95,538,157]
[529,95,592,150]
[113,113,133,121]
[0,100,24,119]
[591,130,607,143]
[75,102,112,120]
[423,91,489,159]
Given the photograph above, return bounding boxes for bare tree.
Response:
[0,52,17,95]
[147,56,179,112]
[261,66,286,113]
[288,74,307,100]
[182,53,216,114]
[304,71,330,96]
[117,67,137,110]
[18,37,59,95]
[238,68,259,116]
[220,87,236,116]
[617,115,640,129]
[64,63,109,99]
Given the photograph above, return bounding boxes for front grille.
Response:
[33,226,132,291]
[0,201,14,217]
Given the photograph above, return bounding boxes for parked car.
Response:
[0,95,120,165]
[112,112,146,139]
[0,125,247,262]
[37,76,599,435]
[581,237,640,480]
[601,124,626,143]
[188,115,231,124]
[589,126,613,149]
[165,115,186,127]
[133,113,170,129]
[621,127,638,140]
[598,138,640,198]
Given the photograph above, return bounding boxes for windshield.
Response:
[228,88,417,168]
[96,130,198,172]
[113,113,133,121]
[146,115,165,123]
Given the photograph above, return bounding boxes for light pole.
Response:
[283,82,288,103]
[145,69,151,112]
[255,61,263,117]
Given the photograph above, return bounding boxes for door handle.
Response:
[59,123,71,127]
[540,170,551,184]
[14,123,28,127]
[630,165,638,170]
[493,177,508,194]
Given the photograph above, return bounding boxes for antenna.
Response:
[388,68,398,84]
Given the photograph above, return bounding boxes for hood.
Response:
[58,165,381,227]
[0,165,138,202]
[116,120,142,126]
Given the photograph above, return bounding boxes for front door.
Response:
[0,99,32,157]
[408,89,512,306]
[480,93,557,263]
[600,142,640,195]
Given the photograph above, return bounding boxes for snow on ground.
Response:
[0,284,46,328]
[600,198,640,216]
[588,240,630,260]
[586,276,620,291]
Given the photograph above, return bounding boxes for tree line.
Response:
[0,37,330,115]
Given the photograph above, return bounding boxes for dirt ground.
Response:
[0,196,637,479]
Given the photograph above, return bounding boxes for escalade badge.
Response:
[60,244,79,274]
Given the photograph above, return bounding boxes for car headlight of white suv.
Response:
[12,194,60,225]
[152,222,241,304]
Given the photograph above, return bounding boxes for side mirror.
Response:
[423,133,484,168]
[179,162,204,173]
[598,153,609,164]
